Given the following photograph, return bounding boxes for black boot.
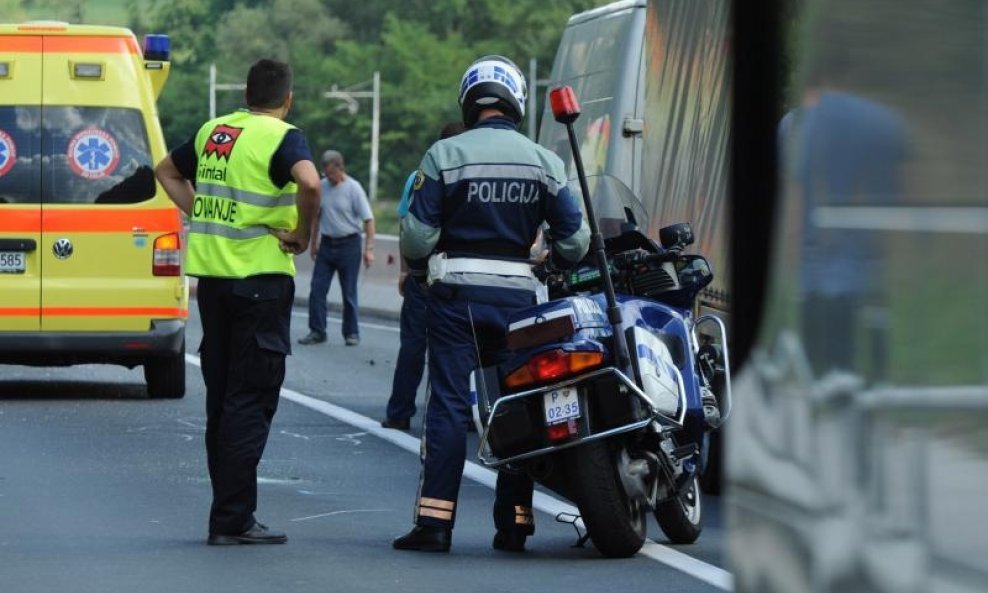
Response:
[492,531,527,552]
[393,525,451,552]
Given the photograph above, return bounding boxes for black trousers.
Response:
[196,274,294,535]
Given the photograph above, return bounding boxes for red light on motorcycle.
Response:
[549,86,581,124]
[153,232,182,276]
[547,419,579,443]
[504,350,604,389]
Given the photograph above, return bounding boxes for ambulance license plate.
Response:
[0,251,25,274]
[544,387,580,425]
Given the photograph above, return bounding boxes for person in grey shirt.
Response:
[299,150,375,346]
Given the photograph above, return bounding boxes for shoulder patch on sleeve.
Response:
[412,169,426,190]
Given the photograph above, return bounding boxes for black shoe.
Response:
[298,332,326,345]
[492,531,527,553]
[208,522,288,545]
[392,525,451,552]
[381,417,411,430]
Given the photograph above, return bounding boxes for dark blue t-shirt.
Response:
[170,127,313,188]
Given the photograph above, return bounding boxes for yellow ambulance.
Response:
[0,22,187,398]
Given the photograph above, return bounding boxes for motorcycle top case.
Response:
[505,296,609,351]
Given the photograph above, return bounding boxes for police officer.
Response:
[154,59,320,545]
[393,56,590,553]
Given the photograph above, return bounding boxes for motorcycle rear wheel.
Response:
[567,441,647,558]
[654,473,703,544]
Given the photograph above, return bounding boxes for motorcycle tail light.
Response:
[153,233,182,276]
[504,349,604,389]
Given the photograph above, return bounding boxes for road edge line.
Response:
[186,353,733,591]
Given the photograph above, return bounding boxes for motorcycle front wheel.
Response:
[654,473,703,544]
[566,440,647,558]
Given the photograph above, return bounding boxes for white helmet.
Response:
[458,55,527,127]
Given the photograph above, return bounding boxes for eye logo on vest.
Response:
[67,128,119,179]
[202,125,243,161]
[0,129,16,177]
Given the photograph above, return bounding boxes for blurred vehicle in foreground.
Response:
[728,1,988,591]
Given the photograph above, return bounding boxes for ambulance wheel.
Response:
[145,341,186,399]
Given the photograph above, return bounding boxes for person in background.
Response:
[154,58,320,545]
[381,121,466,431]
[392,56,589,553]
[298,150,375,347]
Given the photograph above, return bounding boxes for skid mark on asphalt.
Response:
[186,353,732,591]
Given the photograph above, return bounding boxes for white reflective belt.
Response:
[445,257,533,277]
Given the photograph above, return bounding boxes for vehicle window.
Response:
[538,10,637,177]
[0,106,42,205]
[42,106,155,205]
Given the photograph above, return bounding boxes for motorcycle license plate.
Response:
[544,387,580,425]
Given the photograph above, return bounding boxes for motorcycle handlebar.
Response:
[612,250,677,268]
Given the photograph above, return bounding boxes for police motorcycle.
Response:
[469,87,731,558]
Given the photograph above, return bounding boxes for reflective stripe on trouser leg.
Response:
[417,496,455,522]
[493,469,535,536]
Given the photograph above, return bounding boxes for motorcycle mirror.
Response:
[549,86,581,124]
[660,223,694,250]
[676,255,714,292]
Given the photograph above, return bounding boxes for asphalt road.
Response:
[0,305,730,593]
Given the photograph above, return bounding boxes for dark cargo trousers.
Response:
[196,274,294,535]
[414,281,536,537]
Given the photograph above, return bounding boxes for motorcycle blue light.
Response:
[143,34,170,61]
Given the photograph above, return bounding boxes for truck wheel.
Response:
[566,441,646,558]
[655,473,703,544]
[145,340,186,399]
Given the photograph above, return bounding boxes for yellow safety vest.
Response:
[187,110,298,278]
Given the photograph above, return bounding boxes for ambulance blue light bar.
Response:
[143,34,170,61]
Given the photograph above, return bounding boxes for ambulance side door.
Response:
[39,35,160,333]
[0,35,43,332]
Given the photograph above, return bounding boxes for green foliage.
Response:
[1,0,27,21]
[140,0,609,200]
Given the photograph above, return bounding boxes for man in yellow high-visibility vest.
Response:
[155,58,320,546]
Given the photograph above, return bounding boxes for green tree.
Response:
[0,0,27,21]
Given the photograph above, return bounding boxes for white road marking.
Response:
[280,429,311,441]
[290,509,391,523]
[256,477,304,485]
[186,353,732,591]
[335,432,366,446]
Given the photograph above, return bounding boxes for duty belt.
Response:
[427,253,534,285]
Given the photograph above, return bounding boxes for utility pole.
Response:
[209,63,246,120]
[528,58,538,141]
[323,72,381,202]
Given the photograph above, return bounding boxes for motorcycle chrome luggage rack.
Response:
[476,365,688,468]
